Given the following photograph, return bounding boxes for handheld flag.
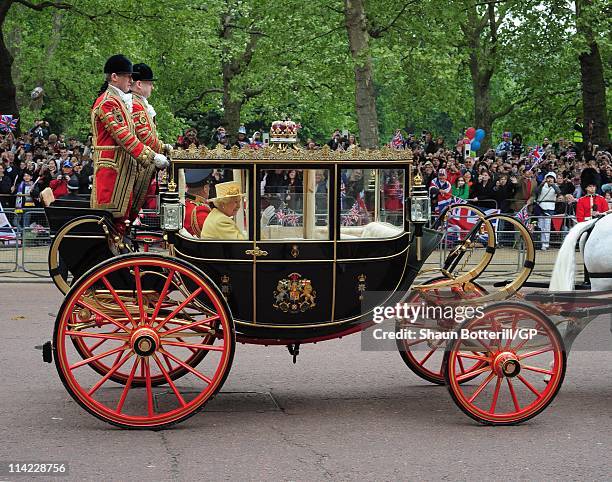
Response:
[0,115,18,133]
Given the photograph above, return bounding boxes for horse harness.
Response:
[582,213,612,279]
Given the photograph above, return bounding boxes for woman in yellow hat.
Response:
[200,181,246,239]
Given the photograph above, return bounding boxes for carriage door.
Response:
[253,167,335,326]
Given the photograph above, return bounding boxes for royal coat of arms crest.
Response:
[273,273,316,313]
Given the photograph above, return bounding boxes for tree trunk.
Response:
[467,41,494,152]
[473,79,493,151]
[344,0,379,148]
[218,10,262,144]
[576,0,609,146]
[0,1,19,121]
[222,79,242,143]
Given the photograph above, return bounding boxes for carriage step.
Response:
[42,341,53,363]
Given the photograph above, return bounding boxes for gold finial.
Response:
[413,172,423,187]
[168,180,177,192]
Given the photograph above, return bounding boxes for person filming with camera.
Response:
[49,160,78,199]
[534,172,560,250]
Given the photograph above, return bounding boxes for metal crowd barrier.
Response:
[0,205,586,280]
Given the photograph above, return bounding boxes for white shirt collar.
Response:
[139,95,157,120]
[108,84,133,112]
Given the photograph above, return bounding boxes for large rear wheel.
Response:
[53,253,235,429]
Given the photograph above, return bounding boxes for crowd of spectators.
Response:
[388,128,612,249]
[3,119,611,238]
[387,129,612,218]
[1,122,93,216]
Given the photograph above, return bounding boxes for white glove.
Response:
[260,205,275,227]
[163,144,174,155]
[154,153,169,169]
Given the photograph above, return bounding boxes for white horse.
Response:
[548,213,612,351]
[549,213,612,292]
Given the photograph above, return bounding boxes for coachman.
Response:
[130,63,174,217]
[90,54,169,231]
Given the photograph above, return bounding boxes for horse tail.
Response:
[549,218,598,291]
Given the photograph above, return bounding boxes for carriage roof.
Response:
[171,144,414,166]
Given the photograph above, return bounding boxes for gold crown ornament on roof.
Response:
[270,119,301,144]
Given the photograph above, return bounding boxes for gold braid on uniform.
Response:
[190,194,208,234]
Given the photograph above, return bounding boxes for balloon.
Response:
[475,128,485,141]
[471,140,481,151]
[466,127,476,140]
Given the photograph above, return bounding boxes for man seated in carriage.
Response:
[182,170,212,237]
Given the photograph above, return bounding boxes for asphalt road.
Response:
[0,282,610,481]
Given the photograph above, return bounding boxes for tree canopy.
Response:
[1,0,609,146]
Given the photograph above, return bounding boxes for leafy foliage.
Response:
[2,0,608,145]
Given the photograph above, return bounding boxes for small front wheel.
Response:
[53,253,235,429]
[444,302,565,425]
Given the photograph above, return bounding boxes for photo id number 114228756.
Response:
[1,462,68,476]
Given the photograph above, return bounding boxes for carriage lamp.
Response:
[410,173,430,223]
[159,181,183,232]
[409,172,431,260]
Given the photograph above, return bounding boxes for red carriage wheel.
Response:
[53,253,235,429]
[443,302,566,425]
[67,265,217,387]
[396,276,488,385]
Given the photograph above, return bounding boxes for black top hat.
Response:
[132,63,156,82]
[580,167,599,191]
[104,54,133,75]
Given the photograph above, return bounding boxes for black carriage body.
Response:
[45,147,438,342]
[170,148,439,342]
[174,228,439,341]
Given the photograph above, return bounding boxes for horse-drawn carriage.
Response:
[41,144,607,429]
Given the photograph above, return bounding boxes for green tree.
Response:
[575,0,609,145]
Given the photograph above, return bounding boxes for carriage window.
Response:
[340,168,405,239]
[259,169,329,240]
[178,167,249,239]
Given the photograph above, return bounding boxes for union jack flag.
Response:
[437,195,466,214]
[390,131,405,149]
[275,207,300,227]
[0,115,18,133]
[526,146,544,171]
[514,205,530,225]
[446,205,499,244]
[340,201,361,226]
[0,203,17,243]
[514,204,536,232]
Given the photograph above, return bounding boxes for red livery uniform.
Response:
[131,93,164,217]
[132,93,164,154]
[183,197,211,236]
[576,194,608,222]
[90,87,156,221]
